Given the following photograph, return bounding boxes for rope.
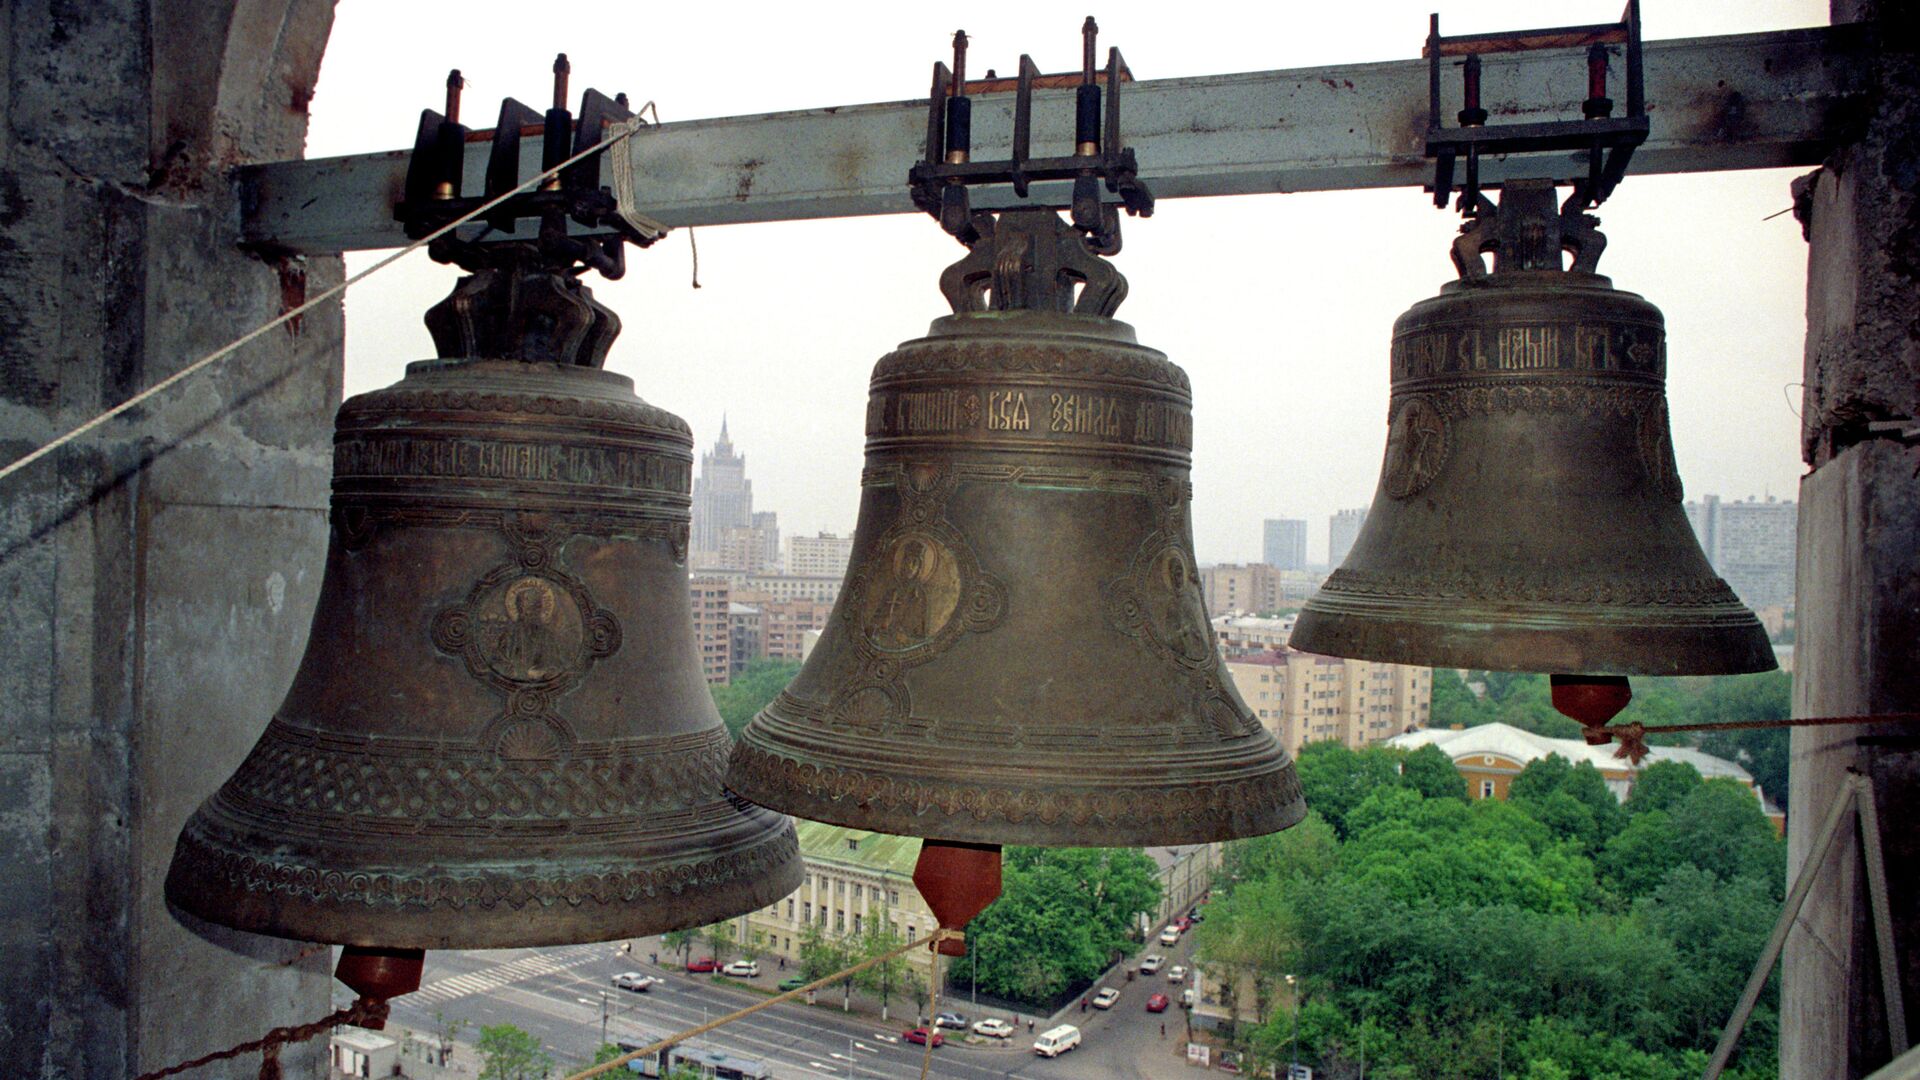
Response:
[0,121,642,488]
[1588,711,1920,765]
[131,997,389,1080]
[919,940,946,1080]
[561,928,963,1080]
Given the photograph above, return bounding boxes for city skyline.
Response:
[320,1,1823,568]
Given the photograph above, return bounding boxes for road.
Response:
[379,918,1209,1080]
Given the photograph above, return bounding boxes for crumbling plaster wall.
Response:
[0,2,340,1077]
[1783,1,1920,1077]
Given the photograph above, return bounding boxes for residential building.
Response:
[739,595,835,662]
[1328,506,1368,569]
[692,417,753,558]
[787,532,856,578]
[702,515,780,573]
[1145,843,1220,932]
[690,577,733,684]
[1388,722,1777,812]
[727,602,763,676]
[1685,494,1797,610]
[740,822,941,991]
[1224,648,1430,755]
[1211,612,1295,654]
[1196,563,1323,618]
[1261,518,1308,571]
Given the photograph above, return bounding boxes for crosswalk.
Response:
[409,944,609,1005]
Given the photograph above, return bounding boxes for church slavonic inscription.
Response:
[985,390,1032,431]
[336,437,686,492]
[1048,393,1122,436]
[1391,324,1663,380]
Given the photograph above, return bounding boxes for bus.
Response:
[617,1040,774,1080]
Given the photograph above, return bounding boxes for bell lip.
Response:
[1288,605,1780,677]
[723,736,1308,849]
[163,806,804,951]
[922,310,1139,345]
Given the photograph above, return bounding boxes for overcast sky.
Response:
[307,1,1824,566]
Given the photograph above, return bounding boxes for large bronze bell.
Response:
[727,209,1305,847]
[168,267,801,950]
[1292,181,1774,676]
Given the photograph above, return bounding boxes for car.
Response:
[685,956,718,973]
[1167,965,1188,984]
[933,1011,969,1030]
[777,975,809,991]
[1146,992,1170,1013]
[1159,927,1181,945]
[1174,915,1193,932]
[971,1018,1014,1039]
[611,972,660,992]
[1091,987,1121,1009]
[720,960,759,977]
[902,1027,945,1047]
[1188,909,1206,924]
[1139,954,1165,975]
[1180,988,1196,1008]
[1033,1024,1081,1057]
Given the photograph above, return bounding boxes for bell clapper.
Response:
[1550,674,1633,742]
[333,946,426,1029]
[911,840,1003,957]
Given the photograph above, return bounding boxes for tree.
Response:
[1296,742,1405,837]
[709,659,802,737]
[700,920,738,965]
[475,1024,552,1080]
[1429,668,1488,729]
[1598,809,1687,899]
[967,847,1158,1005]
[1695,671,1793,806]
[1627,760,1703,815]
[852,907,921,1020]
[799,921,858,1010]
[1402,744,1468,801]
[430,1009,468,1064]
[662,927,699,967]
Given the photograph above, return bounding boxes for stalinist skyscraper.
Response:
[693,416,753,556]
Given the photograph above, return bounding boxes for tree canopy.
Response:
[965,846,1161,1005]
[709,659,802,737]
[1198,754,1785,1079]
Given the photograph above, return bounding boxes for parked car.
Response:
[971,1018,1014,1039]
[720,960,759,977]
[685,956,718,973]
[777,975,809,991]
[933,1011,969,1030]
[1138,953,1165,975]
[1091,987,1121,1009]
[1167,965,1188,984]
[1033,1024,1082,1057]
[1174,915,1193,932]
[903,1027,945,1047]
[1180,988,1196,1008]
[1146,992,1170,1013]
[1158,926,1181,945]
[611,972,660,992]
[1188,909,1206,924]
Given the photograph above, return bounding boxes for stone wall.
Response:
[0,2,339,1076]
[1782,2,1920,1076]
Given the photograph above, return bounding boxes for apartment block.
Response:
[690,577,733,684]
[787,532,855,578]
[1225,648,1430,755]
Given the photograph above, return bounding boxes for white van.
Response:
[1033,1024,1082,1057]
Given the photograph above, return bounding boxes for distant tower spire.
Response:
[720,412,730,443]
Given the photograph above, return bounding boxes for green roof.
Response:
[794,819,923,877]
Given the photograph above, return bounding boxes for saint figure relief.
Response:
[483,576,578,682]
[1152,549,1213,664]
[864,534,961,651]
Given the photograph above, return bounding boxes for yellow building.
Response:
[1388,722,1776,812]
[740,821,940,985]
[1225,648,1430,755]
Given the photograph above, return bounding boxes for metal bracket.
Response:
[908,19,1153,254]
[1426,0,1649,217]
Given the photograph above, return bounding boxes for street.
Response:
[378,917,1210,1080]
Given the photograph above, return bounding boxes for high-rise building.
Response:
[1224,648,1430,756]
[1685,495,1797,610]
[1197,563,1324,617]
[1328,507,1368,568]
[1262,518,1308,571]
[787,532,856,578]
[692,417,753,558]
[690,577,734,684]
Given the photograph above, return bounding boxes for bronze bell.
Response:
[1292,181,1774,676]
[727,208,1305,847]
[168,266,802,951]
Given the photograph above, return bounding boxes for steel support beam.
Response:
[242,26,1863,254]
